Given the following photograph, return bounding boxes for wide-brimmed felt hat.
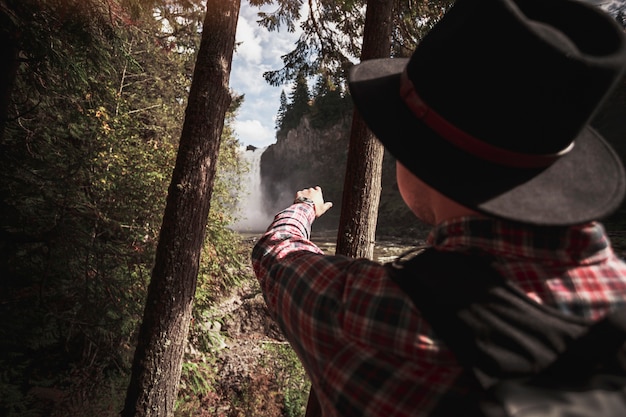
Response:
[348,0,626,225]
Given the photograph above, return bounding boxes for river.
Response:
[239,229,426,264]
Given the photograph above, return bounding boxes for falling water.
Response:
[231,146,273,233]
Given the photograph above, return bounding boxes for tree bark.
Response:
[0,7,19,142]
[306,1,394,415]
[336,0,393,259]
[121,1,240,416]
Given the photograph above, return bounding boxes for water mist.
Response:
[231,146,274,233]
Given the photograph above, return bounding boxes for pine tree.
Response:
[282,71,311,131]
[310,74,351,129]
[276,89,289,131]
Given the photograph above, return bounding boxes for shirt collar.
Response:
[427,216,611,265]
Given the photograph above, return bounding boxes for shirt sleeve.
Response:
[251,203,355,369]
[251,203,461,416]
[252,202,321,272]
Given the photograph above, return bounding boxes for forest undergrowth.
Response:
[175,235,311,417]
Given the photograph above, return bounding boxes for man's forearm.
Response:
[251,203,321,281]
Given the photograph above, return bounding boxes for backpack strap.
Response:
[545,306,626,380]
[386,247,626,388]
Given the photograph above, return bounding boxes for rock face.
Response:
[260,116,349,230]
[259,116,423,236]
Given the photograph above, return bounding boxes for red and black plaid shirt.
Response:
[251,203,626,417]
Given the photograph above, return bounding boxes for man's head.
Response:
[349,0,626,226]
[396,160,480,225]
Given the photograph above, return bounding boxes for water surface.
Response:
[240,229,424,264]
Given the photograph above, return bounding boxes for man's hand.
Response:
[294,186,333,218]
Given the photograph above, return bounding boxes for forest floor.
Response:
[185,236,309,417]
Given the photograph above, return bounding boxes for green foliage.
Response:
[275,71,353,135]
[276,90,289,130]
[249,0,305,33]
[1,1,142,414]
[256,0,365,87]
[391,0,455,57]
[175,317,224,416]
[252,0,454,89]
[0,0,248,415]
[177,361,217,404]
[152,0,208,53]
[310,74,353,129]
[196,105,250,304]
[260,342,310,417]
[210,341,310,417]
[277,71,312,134]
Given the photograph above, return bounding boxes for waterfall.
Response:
[231,146,273,233]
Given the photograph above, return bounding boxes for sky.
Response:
[230,3,303,150]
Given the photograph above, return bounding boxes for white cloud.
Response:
[230,3,302,148]
[235,11,263,64]
[233,119,275,149]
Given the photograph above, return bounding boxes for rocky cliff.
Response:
[258,116,424,237]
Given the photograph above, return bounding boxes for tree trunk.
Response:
[335,0,393,259]
[121,1,240,416]
[306,1,394,415]
[0,8,19,142]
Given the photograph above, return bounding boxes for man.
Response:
[252,0,626,415]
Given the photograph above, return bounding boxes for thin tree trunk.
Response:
[335,0,393,259]
[0,10,19,142]
[306,1,393,415]
[335,113,385,258]
[121,1,240,416]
